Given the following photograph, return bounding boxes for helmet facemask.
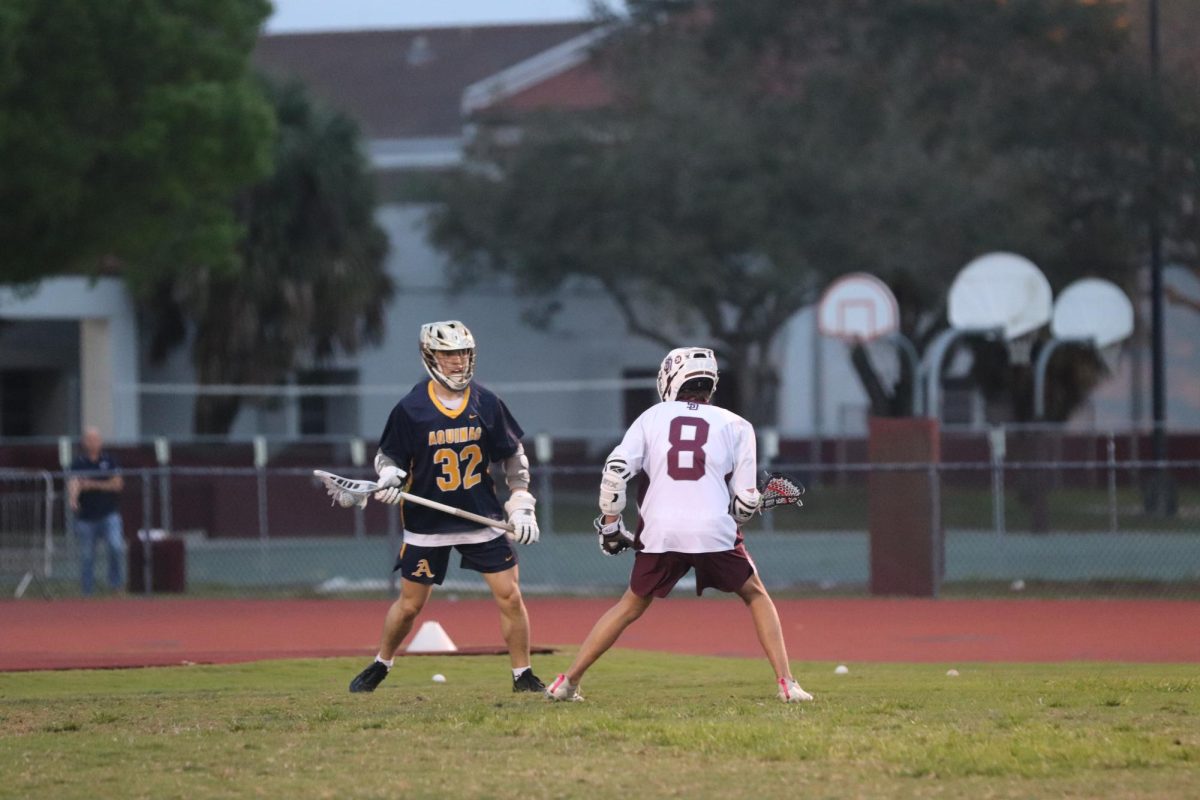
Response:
[420,321,476,391]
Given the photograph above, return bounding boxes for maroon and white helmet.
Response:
[420,320,476,391]
[656,347,719,402]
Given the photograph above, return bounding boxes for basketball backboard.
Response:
[1051,278,1134,348]
[948,252,1053,340]
[818,273,900,343]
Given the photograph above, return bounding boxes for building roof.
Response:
[253,22,596,140]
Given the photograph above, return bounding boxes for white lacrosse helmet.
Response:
[657,347,719,402]
[420,320,476,391]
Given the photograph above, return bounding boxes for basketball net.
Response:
[1097,342,1123,374]
[1008,333,1035,366]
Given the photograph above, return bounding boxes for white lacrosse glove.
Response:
[372,465,407,504]
[594,514,633,557]
[504,489,539,545]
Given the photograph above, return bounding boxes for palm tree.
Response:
[145,77,392,435]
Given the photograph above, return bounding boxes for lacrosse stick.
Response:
[759,472,805,511]
[313,470,515,533]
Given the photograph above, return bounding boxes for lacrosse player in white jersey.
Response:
[546,347,813,704]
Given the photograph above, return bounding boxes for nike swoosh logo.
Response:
[469,413,478,419]
[505,554,514,561]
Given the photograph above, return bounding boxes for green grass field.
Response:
[2,653,1197,799]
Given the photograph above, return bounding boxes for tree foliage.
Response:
[145,78,392,435]
[432,0,1199,425]
[0,0,275,289]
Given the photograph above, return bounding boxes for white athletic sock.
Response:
[512,666,530,679]
[376,655,394,670]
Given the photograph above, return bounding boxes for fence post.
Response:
[535,433,554,535]
[253,436,269,581]
[350,437,366,540]
[760,428,779,534]
[988,425,1007,538]
[1107,433,1119,533]
[155,438,172,535]
[141,470,153,596]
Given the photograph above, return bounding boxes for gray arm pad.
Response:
[503,443,531,492]
[374,450,399,475]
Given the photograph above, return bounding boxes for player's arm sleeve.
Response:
[599,416,646,516]
[488,398,526,462]
[376,405,413,476]
[728,420,761,523]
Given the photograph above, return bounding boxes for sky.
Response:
[264,0,606,33]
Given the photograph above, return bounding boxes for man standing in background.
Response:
[69,426,125,596]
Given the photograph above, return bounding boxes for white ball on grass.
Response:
[946,669,960,677]
[431,673,447,683]
[834,665,849,675]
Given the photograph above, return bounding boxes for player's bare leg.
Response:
[735,572,812,702]
[378,578,435,659]
[483,566,545,691]
[564,588,653,683]
[482,566,532,669]
[350,578,433,693]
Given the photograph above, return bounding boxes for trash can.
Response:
[127,531,187,593]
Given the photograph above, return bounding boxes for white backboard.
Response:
[1051,278,1134,348]
[948,252,1053,340]
[817,273,900,343]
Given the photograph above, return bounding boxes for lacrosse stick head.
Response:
[657,347,719,402]
[314,470,372,509]
[759,472,805,511]
[420,320,476,391]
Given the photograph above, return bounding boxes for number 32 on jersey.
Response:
[433,444,483,491]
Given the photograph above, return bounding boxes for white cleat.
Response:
[545,673,585,702]
[778,677,813,703]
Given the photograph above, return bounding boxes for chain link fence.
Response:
[2,453,1196,600]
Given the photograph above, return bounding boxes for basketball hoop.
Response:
[818,273,900,343]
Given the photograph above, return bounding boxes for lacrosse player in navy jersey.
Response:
[349,320,545,694]
[546,347,813,704]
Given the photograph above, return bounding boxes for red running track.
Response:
[1,597,1197,671]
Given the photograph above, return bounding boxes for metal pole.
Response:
[535,433,554,536]
[254,436,269,581]
[141,470,153,596]
[40,470,54,580]
[988,426,1006,538]
[1146,0,1174,515]
[155,438,172,536]
[1107,433,1119,533]
[928,459,942,597]
[351,437,366,540]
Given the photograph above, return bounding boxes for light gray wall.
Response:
[0,277,140,438]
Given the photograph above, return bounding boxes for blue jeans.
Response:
[75,513,125,595]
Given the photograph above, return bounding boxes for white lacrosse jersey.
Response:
[607,400,758,554]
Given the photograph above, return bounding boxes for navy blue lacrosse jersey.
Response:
[378,380,525,534]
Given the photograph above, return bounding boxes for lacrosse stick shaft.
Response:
[315,469,514,532]
[397,490,515,533]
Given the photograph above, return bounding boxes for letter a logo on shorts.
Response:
[412,559,436,579]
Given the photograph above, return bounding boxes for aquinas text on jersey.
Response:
[427,426,484,446]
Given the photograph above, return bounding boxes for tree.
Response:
[144,78,392,435]
[431,0,1199,426]
[0,0,274,289]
